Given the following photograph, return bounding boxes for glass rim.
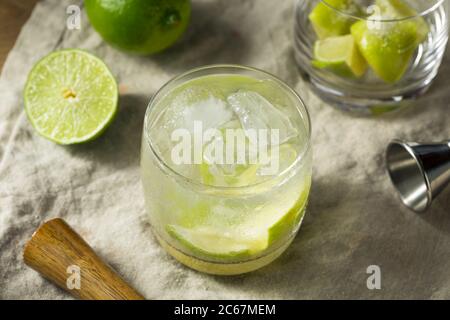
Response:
[143,64,312,191]
[320,0,445,23]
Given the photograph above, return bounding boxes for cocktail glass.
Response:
[294,0,449,115]
[141,65,312,275]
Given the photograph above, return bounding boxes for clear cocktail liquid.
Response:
[141,67,312,274]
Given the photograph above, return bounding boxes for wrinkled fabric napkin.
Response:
[1,0,450,299]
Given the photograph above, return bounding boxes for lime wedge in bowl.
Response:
[313,34,368,78]
[24,49,118,144]
[351,0,429,83]
[309,0,363,39]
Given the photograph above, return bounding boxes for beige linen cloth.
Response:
[1,0,450,299]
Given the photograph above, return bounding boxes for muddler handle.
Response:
[23,218,144,300]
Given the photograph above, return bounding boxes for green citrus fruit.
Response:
[351,0,429,83]
[312,34,368,78]
[166,177,311,261]
[85,0,191,55]
[166,225,254,260]
[24,49,118,144]
[309,0,363,39]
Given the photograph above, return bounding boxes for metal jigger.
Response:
[386,140,450,212]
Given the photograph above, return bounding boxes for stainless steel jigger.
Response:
[386,140,450,212]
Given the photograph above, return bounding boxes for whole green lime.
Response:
[85,0,191,55]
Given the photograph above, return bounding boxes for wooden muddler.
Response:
[23,218,144,300]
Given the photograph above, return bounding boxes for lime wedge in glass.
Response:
[312,34,368,78]
[351,0,429,83]
[166,225,254,260]
[309,0,362,39]
[199,118,261,188]
[166,178,311,261]
[24,49,118,144]
[199,162,261,187]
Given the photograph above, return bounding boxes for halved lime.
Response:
[351,0,429,83]
[24,49,118,144]
[312,34,368,78]
[309,0,363,39]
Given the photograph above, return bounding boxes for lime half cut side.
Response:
[24,49,118,144]
[313,35,368,78]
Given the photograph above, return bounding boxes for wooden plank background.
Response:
[0,0,39,69]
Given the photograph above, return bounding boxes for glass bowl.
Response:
[294,0,449,115]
